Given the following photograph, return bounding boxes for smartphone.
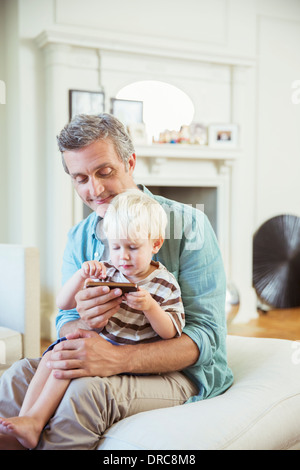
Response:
[85,280,138,293]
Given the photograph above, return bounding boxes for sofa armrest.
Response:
[0,244,40,358]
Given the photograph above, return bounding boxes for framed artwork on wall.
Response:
[110,98,143,128]
[69,90,105,120]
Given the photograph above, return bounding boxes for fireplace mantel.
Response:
[135,144,241,161]
[133,144,238,184]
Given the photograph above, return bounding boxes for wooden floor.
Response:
[227,307,300,341]
[40,339,52,356]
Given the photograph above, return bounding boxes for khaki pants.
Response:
[0,358,197,450]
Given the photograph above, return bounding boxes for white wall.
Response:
[1,0,300,336]
[0,1,7,243]
[256,12,300,227]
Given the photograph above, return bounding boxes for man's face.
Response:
[63,139,137,217]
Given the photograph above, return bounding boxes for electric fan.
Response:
[253,214,300,308]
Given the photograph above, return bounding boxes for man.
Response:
[0,114,233,450]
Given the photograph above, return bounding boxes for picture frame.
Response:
[208,124,238,148]
[127,123,148,145]
[188,122,207,145]
[110,98,143,128]
[69,90,105,120]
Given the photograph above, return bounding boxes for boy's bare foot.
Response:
[0,416,42,449]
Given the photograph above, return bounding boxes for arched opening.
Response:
[116,80,195,143]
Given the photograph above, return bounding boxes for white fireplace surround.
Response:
[36,28,257,339]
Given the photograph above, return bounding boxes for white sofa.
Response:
[99,335,300,450]
[0,244,40,376]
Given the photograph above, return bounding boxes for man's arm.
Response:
[121,333,199,375]
[47,329,199,379]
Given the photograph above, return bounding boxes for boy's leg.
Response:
[22,363,70,423]
[0,358,70,449]
[36,371,198,450]
[0,358,40,418]
[0,358,39,450]
[19,352,69,418]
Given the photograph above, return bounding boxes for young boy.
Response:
[0,189,185,449]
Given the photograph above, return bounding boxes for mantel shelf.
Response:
[135,144,242,161]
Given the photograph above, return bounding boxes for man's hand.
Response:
[47,329,199,381]
[47,329,123,379]
[74,283,123,330]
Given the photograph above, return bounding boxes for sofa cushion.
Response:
[0,327,23,376]
[98,335,300,450]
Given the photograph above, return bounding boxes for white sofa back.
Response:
[0,244,40,358]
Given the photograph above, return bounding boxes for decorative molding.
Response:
[146,157,168,175]
[216,159,236,176]
[135,144,241,161]
[35,28,256,67]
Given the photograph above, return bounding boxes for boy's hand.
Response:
[125,288,155,313]
[81,261,106,280]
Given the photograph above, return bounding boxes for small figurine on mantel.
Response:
[178,125,190,144]
[155,122,207,145]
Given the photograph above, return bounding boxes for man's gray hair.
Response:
[57,113,135,172]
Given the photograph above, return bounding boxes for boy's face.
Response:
[63,139,137,217]
[108,237,163,282]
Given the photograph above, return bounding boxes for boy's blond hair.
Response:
[103,189,168,241]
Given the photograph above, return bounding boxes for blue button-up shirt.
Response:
[56,186,233,402]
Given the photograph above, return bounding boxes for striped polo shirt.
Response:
[99,260,185,345]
